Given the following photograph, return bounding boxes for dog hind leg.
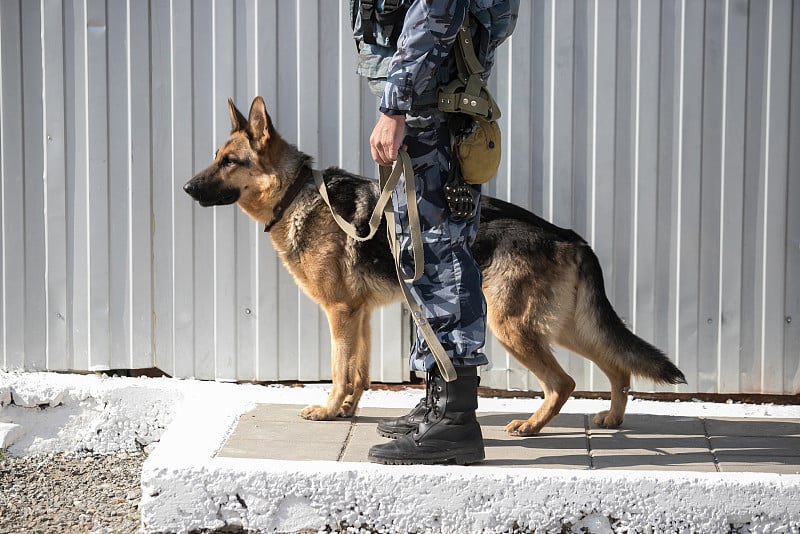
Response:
[492,317,576,436]
[590,362,630,428]
[556,332,631,429]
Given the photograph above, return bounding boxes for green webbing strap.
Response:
[313,150,458,382]
[456,23,485,76]
[437,13,501,121]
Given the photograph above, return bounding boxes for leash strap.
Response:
[314,150,457,382]
[314,151,424,284]
[384,186,459,383]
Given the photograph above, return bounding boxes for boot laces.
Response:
[423,378,443,423]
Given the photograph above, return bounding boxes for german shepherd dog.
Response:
[184,97,685,436]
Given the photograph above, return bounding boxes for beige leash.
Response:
[313,150,458,382]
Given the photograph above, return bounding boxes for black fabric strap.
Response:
[264,166,312,233]
[360,0,377,45]
[359,0,406,47]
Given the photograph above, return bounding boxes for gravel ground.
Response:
[0,451,144,534]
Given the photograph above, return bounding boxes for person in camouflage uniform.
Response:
[352,0,519,465]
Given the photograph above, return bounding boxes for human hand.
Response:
[369,113,406,166]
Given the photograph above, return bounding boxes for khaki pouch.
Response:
[457,118,501,185]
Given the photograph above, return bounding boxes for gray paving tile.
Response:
[340,422,389,463]
[589,413,710,451]
[589,434,715,471]
[478,412,590,468]
[709,436,800,457]
[340,407,405,462]
[217,404,353,460]
[590,414,706,436]
[588,414,716,471]
[592,452,717,471]
[481,438,590,469]
[478,412,588,436]
[589,433,711,454]
[704,418,800,438]
[229,417,351,442]
[219,437,343,461]
[717,456,800,474]
[237,403,310,422]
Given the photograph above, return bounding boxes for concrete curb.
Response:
[142,458,800,533]
[140,393,800,533]
[2,372,797,532]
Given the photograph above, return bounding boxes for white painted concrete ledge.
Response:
[138,377,800,534]
[2,372,799,533]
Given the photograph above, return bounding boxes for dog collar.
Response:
[264,166,313,233]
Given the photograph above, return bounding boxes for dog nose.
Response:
[183,181,197,196]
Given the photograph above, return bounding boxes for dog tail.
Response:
[574,245,687,386]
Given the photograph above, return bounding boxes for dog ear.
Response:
[228,98,247,133]
[247,96,272,148]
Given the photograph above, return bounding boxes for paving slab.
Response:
[717,456,800,474]
[480,413,591,469]
[705,417,800,437]
[588,415,716,471]
[216,404,800,476]
[709,435,800,456]
[217,404,352,461]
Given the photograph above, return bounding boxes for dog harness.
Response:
[314,151,459,382]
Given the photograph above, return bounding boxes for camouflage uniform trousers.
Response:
[391,108,489,372]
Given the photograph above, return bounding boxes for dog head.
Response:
[183,97,283,221]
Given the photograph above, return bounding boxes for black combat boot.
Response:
[376,394,428,439]
[368,366,484,465]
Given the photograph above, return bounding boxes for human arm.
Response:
[380,0,469,113]
[370,0,469,164]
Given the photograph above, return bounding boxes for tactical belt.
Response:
[314,151,458,382]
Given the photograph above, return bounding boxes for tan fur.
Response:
[185,97,681,435]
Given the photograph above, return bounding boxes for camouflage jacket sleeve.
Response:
[381,0,469,113]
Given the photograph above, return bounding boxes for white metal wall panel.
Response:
[0,0,797,394]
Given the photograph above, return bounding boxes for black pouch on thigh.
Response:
[444,115,477,220]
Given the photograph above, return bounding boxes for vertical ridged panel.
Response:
[1,0,797,394]
[0,0,26,370]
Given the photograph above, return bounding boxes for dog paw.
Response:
[505,419,542,437]
[337,402,356,418]
[593,410,623,428]
[300,404,336,421]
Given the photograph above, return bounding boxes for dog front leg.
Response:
[340,308,372,417]
[300,304,359,421]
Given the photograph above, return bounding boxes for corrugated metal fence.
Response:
[0,0,797,394]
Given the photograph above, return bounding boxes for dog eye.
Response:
[220,156,236,168]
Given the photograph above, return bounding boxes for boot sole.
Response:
[368,448,485,466]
